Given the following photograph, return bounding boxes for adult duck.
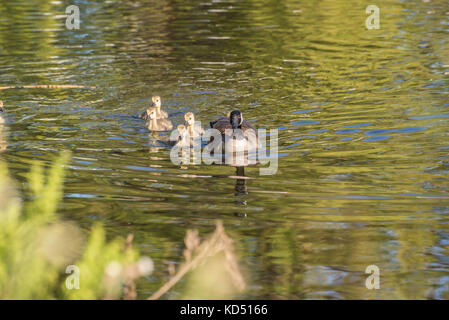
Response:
[210,110,259,157]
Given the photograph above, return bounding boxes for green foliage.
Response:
[0,154,148,299]
[62,224,139,300]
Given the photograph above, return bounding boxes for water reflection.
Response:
[233,166,249,211]
[0,0,448,299]
[234,166,248,197]
[0,102,7,153]
[0,127,6,154]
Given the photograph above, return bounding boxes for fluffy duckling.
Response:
[0,101,5,125]
[184,112,204,138]
[174,124,190,147]
[140,96,168,120]
[146,108,173,131]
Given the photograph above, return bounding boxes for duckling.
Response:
[140,96,168,120]
[184,112,204,138]
[174,124,190,147]
[0,101,5,125]
[145,108,173,131]
[161,124,189,147]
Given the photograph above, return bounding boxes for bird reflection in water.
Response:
[233,166,249,212]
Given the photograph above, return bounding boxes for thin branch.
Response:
[148,221,245,300]
[0,85,96,90]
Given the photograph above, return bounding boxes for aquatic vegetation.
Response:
[0,153,245,300]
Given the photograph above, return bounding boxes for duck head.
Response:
[151,96,161,110]
[184,112,195,126]
[230,110,243,130]
[147,108,157,120]
[0,101,4,112]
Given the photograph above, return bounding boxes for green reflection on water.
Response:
[0,0,448,299]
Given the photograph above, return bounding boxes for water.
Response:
[0,0,448,299]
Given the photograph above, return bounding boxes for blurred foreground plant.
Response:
[149,221,246,300]
[0,153,152,299]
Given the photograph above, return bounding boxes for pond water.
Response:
[0,0,448,299]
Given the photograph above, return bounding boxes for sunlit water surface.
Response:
[0,0,448,299]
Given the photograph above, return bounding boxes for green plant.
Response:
[0,153,152,299]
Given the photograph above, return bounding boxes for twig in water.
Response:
[148,221,245,300]
[0,85,96,90]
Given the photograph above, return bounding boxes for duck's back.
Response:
[211,116,256,135]
[241,120,257,133]
[159,110,169,119]
[210,116,229,131]
[146,118,173,131]
[158,119,173,131]
[141,108,168,120]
